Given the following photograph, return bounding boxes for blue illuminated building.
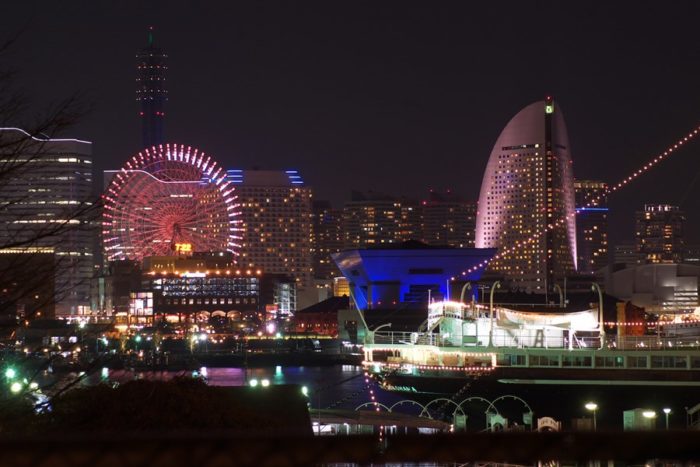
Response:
[332,241,496,310]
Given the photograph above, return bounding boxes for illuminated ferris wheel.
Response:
[102,144,240,262]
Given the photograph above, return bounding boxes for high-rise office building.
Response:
[476,98,577,292]
[635,204,685,264]
[0,128,94,315]
[228,169,313,289]
[613,243,640,268]
[136,27,168,148]
[311,200,343,280]
[399,198,422,243]
[342,191,403,249]
[421,190,476,248]
[574,180,609,274]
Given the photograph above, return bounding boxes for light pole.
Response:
[488,281,501,347]
[459,282,472,304]
[553,284,564,307]
[591,283,604,349]
[585,402,598,431]
[663,408,671,430]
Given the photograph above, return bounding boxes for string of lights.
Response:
[452,125,700,281]
[604,320,700,327]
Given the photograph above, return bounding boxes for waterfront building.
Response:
[311,200,343,280]
[421,190,476,248]
[635,204,685,264]
[227,169,313,292]
[574,180,609,274]
[92,249,297,328]
[136,27,168,148]
[130,252,260,327]
[342,191,403,249]
[134,252,295,326]
[0,128,94,315]
[475,98,577,293]
[332,241,496,310]
[604,263,700,313]
[292,295,349,336]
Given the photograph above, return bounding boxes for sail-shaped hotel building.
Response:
[475,98,577,292]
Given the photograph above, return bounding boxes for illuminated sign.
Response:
[174,243,192,253]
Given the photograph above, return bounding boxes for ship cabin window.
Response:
[530,354,559,366]
[594,356,623,368]
[505,354,525,366]
[691,357,700,369]
[563,355,592,367]
[651,356,687,368]
[627,356,647,368]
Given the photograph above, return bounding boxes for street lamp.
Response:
[663,408,671,430]
[488,281,501,347]
[591,283,604,349]
[459,282,472,304]
[585,402,598,431]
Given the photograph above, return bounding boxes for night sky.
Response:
[2,1,700,247]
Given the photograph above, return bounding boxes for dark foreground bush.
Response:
[4,378,312,436]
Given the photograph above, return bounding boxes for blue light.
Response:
[226,171,244,184]
[576,207,609,212]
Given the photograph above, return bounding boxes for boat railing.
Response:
[371,331,441,346]
[370,331,700,351]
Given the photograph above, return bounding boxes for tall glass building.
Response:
[0,128,94,315]
[476,98,577,292]
[574,180,609,274]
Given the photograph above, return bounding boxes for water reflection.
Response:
[52,365,404,410]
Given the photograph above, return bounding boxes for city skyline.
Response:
[2,2,700,249]
[2,3,700,453]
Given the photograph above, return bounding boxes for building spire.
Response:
[147,26,154,47]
